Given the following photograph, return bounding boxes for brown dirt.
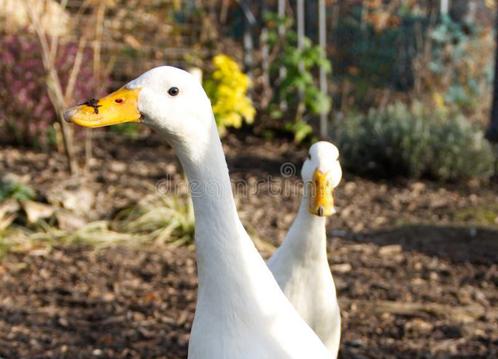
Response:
[0,133,497,358]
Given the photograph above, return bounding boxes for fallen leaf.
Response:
[55,211,87,230]
[21,200,55,223]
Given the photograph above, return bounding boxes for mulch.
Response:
[0,133,497,358]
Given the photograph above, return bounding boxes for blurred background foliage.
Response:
[0,34,99,147]
[263,12,332,142]
[204,54,255,135]
[0,0,496,182]
[332,102,495,181]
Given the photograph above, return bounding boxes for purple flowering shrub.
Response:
[0,34,101,147]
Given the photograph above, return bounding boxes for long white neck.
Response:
[284,188,328,262]
[173,121,277,317]
[175,122,240,273]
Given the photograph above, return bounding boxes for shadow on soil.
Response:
[357,224,498,265]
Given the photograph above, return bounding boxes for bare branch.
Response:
[23,0,78,174]
[64,36,88,103]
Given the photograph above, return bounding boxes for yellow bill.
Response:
[309,169,335,217]
[64,87,142,128]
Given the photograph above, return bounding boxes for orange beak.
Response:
[64,87,142,128]
[309,169,335,217]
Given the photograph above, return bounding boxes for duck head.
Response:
[301,141,342,217]
[64,66,214,147]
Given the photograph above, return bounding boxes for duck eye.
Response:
[168,87,179,96]
[115,98,123,104]
[307,153,312,160]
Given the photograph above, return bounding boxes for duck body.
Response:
[268,203,341,357]
[268,142,342,357]
[65,66,330,359]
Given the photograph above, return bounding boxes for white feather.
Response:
[268,141,342,358]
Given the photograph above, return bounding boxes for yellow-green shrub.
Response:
[204,54,255,135]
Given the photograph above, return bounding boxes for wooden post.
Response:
[487,10,498,143]
[261,0,269,94]
[296,0,305,118]
[239,1,256,95]
[318,0,328,138]
[440,0,449,16]
[278,0,287,110]
[243,26,254,82]
[297,0,305,58]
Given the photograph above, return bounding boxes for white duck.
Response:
[268,141,342,358]
[64,66,330,359]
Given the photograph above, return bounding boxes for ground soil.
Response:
[0,133,497,358]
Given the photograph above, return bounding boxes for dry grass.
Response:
[0,194,195,258]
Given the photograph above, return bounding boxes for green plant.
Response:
[0,179,35,201]
[264,12,332,142]
[429,116,496,181]
[204,54,255,135]
[332,102,495,181]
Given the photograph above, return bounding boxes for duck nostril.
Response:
[82,98,101,114]
[115,98,124,104]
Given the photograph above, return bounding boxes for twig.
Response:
[48,0,69,65]
[84,2,108,169]
[64,36,88,103]
[25,0,78,175]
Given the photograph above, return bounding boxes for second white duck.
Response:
[268,141,343,358]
